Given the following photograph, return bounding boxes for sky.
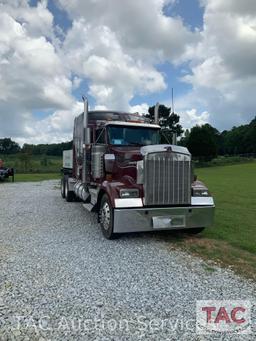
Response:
[0,0,256,145]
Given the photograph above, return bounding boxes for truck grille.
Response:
[144,152,191,206]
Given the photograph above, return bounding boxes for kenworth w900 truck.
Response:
[61,98,214,239]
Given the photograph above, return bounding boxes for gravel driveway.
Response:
[0,180,255,340]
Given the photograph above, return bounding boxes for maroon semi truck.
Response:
[61,98,215,239]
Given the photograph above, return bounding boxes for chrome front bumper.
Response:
[113,205,215,233]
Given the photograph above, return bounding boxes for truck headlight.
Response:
[192,188,210,197]
[120,188,139,198]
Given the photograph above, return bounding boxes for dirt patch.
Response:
[163,234,256,281]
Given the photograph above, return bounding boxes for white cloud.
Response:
[180,109,209,129]
[0,1,74,142]
[1,0,255,144]
[180,0,256,129]
[0,0,54,38]
[57,0,197,62]
[16,101,83,145]
[0,11,72,109]
[1,0,197,143]
[62,21,167,110]
[201,0,256,16]
[130,103,149,115]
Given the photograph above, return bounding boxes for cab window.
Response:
[95,128,106,144]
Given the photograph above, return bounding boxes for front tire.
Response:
[99,194,116,239]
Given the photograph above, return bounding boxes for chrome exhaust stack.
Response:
[82,96,90,145]
[82,96,91,183]
[154,102,159,124]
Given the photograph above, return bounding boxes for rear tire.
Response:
[99,194,117,239]
[65,176,74,202]
[61,177,65,198]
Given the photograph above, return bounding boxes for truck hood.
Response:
[140,144,190,156]
[108,144,191,185]
[110,144,190,162]
[109,146,142,162]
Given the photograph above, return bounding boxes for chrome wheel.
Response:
[99,194,117,239]
[65,180,68,198]
[101,202,111,230]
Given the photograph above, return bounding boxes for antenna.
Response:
[171,87,174,114]
[171,87,177,145]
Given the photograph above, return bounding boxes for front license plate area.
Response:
[152,215,186,229]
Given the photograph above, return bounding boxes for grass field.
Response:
[171,162,256,280]
[14,173,61,182]
[0,154,61,181]
[0,154,62,173]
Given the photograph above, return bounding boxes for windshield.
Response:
[108,126,160,146]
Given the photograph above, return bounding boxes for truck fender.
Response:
[96,181,120,211]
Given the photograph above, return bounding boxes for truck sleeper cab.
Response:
[61,100,215,239]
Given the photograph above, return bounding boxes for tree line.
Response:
[146,105,256,161]
[0,139,72,157]
[1,105,255,161]
[179,117,256,161]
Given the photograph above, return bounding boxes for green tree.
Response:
[220,116,256,155]
[244,117,256,153]
[0,138,20,154]
[179,129,190,147]
[145,104,183,143]
[21,141,73,156]
[187,125,217,161]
